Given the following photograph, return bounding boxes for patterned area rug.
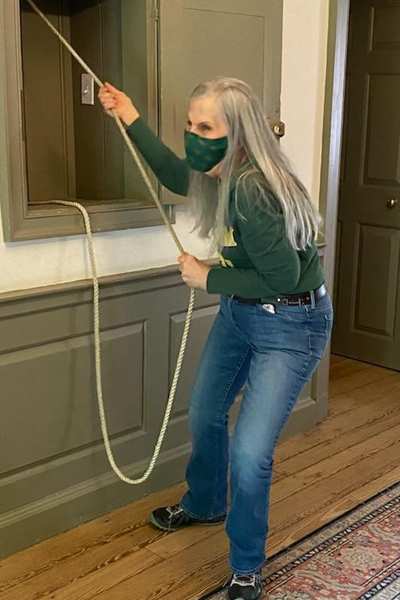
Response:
[201,481,400,600]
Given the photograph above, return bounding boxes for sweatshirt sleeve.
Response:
[126,117,190,196]
[206,187,302,298]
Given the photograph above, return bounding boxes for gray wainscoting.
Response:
[0,263,329,559]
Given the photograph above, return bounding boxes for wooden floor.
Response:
[1,356,400,600]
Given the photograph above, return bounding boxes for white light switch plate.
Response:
[81,74,95,105]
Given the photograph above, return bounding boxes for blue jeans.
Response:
[180,293,333,575]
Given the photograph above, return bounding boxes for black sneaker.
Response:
[149,503,226,532]
[225,570,262,600]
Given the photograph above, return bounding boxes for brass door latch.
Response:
[269,120,286,137]
[387,198,398,209]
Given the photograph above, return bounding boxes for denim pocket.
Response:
[272,304,310,324]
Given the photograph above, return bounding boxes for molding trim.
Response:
[319,0,350,295]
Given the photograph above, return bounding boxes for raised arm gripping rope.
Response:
[26,0,196,485]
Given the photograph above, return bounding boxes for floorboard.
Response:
[1,357,399,600]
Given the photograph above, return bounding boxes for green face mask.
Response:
[184,130,228,172]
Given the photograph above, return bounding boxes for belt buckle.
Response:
[288,298,301,306]
[278,296,308,306]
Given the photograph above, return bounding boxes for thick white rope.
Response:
[27,0,196,484]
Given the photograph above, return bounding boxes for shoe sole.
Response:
[229,596,261,600]
[226,590,262,600]
[223,576,262,600]
[148,512,225,532]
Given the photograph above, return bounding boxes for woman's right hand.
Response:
[98,82,140,127]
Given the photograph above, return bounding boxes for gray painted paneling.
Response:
[0,323,145,473]
[0,264,328,559]
[169,304,220,414]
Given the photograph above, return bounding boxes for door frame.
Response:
[320,0,350,296]
[311,0,350,404]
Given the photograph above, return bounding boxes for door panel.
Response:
[21,0,76,202]
[333,0,400,370]
[364,73,400,185]
[158,0,283,203]
[355,224,400,335]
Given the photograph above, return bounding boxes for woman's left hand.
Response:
[178,253,210,290]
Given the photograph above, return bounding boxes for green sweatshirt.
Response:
[127,118,325,301]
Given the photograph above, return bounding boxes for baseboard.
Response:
[0,441,192,559]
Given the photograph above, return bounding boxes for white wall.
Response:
[281,0,329,207]
[0,0,329,294]
[0,206,211,294]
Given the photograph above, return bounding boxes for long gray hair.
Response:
[187,77,322,252]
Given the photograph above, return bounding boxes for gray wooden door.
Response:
[158,0,283,203]
[157,0,328,428]
[20,0,77,202]
[332,0,400,370]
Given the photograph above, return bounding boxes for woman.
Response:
[99,77,333,600]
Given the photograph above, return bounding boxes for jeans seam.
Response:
[229,558,266,576]
[227,297,249,341]
[305,309,313,354]
[269,352,312,451]
[228,349,313,574]
[180,344,251,522]
[325,313,334,338]
[210,346,252,518]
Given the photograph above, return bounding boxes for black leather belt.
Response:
[231,283,327,306]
